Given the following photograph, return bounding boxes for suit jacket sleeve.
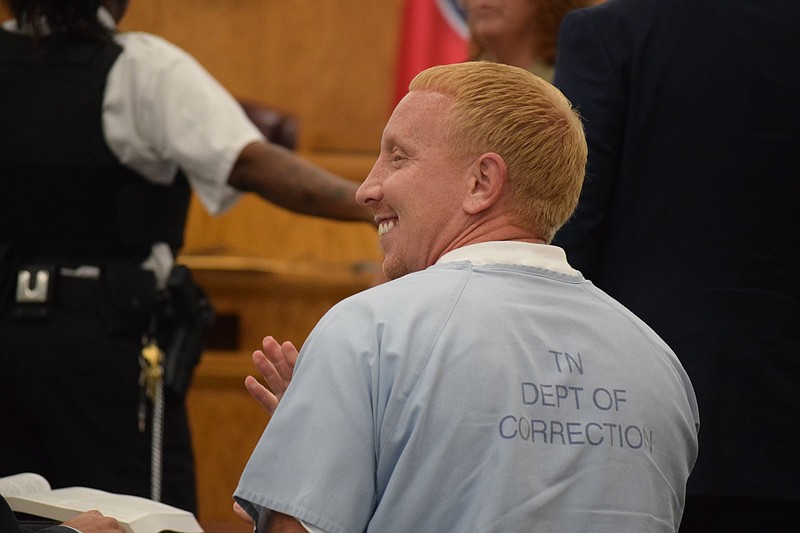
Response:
[1,496,74,533]
[552,8,628,279]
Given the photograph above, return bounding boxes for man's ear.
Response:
[463,153,507,215]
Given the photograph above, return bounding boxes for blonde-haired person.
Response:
[410,61,586,243]
[462,0,599,81]
[234,61,698,533]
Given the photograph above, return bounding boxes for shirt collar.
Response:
[97,6,117,30]
[435,241,580,276]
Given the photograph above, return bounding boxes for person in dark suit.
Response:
[551,0,800,530]
[1,496,123,533]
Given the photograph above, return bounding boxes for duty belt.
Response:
[12,263,101,319]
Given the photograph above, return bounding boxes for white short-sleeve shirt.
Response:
[3,8,264,216]
[3,8,265,279]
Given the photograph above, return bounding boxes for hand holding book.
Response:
[0,473,203,533]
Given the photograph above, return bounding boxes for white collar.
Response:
[436,241,580,276]
[97,6,118,30]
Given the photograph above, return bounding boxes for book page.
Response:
[0,472,51,496]
[5,486,203,533]
[34,488,195,522]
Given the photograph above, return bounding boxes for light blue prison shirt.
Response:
[234,241,700,533]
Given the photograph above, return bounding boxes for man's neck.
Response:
[441,220,547,259]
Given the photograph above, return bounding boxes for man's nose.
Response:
[356,164,383,206]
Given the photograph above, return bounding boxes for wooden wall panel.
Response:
[120,0,402,152]
[187,355,268,530]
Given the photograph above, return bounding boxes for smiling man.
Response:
[234,61,699,533]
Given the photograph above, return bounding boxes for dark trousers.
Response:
[680,495,799,533]
[0,274,196,513]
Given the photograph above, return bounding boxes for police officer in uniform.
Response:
[0,0,371,513]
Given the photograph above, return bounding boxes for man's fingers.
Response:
[280,340,299,368]
[253,349,289,394]
[262,336,294,382]
[245,374,279,414]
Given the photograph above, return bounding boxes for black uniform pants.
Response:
[0,272,197,513]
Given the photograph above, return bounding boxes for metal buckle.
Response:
[11,265,57,319]
[16,267,53,303]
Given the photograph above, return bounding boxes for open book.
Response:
[0,473,203,533]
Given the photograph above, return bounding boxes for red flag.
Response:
[393,0,469,107]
